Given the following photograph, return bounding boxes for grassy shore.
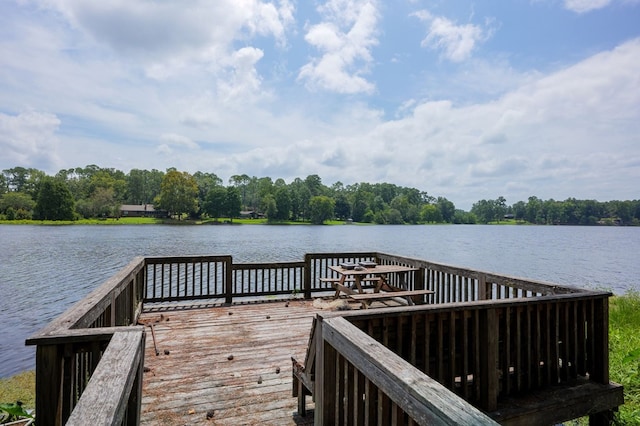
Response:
[609,291,640,424]
[2,293,639,423]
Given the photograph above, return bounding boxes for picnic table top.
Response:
[328,264,418,276]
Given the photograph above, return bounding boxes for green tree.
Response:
[193,172,223,217]
[224,186,242,221]
[421,204,442,223]
[156,170,198,219]
[334,193,351,220]
[34,177,75,220]
[387,208,404,224]
[495,196,507,221]
[203,186,227,220]
[471,199,495,224]
[309,195,335,224]
[124,168,164,205]
[273,187,292,221]
[390,195,410,222]
[229,174,251,209]
[262,194,278,222]
[0,173,7,194]
[304,174,325,197]
[437,197,456,223]
[512,201,526,222]
[0,192,36,216]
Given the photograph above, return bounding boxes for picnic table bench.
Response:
[349,288,435,308]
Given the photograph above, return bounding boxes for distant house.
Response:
[120,204,169,218]
[239,210,265,219]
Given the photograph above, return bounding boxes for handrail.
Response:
[66,330,145,425]
[318,316,498,425]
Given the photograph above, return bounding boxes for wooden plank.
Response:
[140,300,318,425]
[349,289,435,300]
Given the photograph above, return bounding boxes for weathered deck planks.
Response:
[139,299,324,425]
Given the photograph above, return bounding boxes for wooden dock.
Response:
[139,299,323,425]
[26,252,624,426]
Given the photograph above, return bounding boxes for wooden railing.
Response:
[310,291,622,425]
[26,257,147,426]
[27,251,607,425]
[316,315,498,425]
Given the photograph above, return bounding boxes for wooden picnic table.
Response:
[326,264,418,297]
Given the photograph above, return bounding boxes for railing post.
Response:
[225,256,233,304]
[478,273,491,300]
[591,297,610,384]
[314,317,338,425]
[35,344,63,426]
[480,307,499,411]
[304,254,312,299]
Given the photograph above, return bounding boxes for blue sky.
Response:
[1,0,639,209]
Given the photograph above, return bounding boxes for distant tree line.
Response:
[0,165,638,225]
[471,196,640,225]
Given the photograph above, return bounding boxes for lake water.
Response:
[1,224,638,378]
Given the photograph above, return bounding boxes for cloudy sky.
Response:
[1,0,639,209]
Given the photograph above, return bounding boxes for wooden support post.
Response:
[224,257,233,304]
[303,254,312,299]
[591,297,610,384]
[478,273,492,300]
[480,308,499,411]
[35,345,63,426]
[314,317,324,425]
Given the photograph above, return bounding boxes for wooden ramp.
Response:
[139,299,324,425]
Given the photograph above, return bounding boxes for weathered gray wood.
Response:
[349,289,434,300]
[322,316,499,425]
[490,380,623,425]
[26,326,142,346]
[35,345,63,426]
[66,331,145,425]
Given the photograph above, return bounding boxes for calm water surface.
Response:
[1,224,638,377]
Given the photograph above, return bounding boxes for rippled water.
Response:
[1,224,638,377]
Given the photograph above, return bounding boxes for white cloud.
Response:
[38,0,293,86]
[298,0,379,94]
[414,10,494,62]
[0,111,62,170]
[218,47,266,103]
[562,0,640,13]
[563,0,612,13]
